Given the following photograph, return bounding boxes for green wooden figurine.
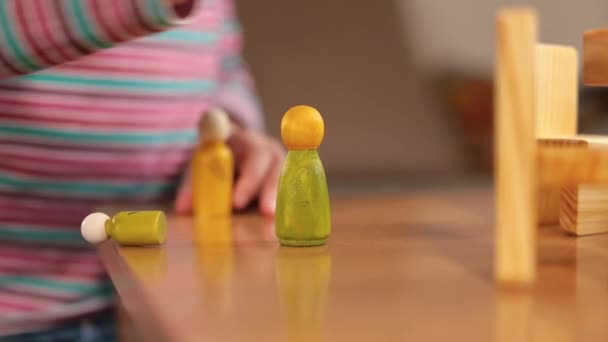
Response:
[275,105,331,246]
[81,211,167,246]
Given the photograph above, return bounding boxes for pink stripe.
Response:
[51,66,212,81]
[0,145,191,165]
[0,209,91,224]
[0,138,195,154]
[0,91,204,115]
[0,106,201,125]
[0,120,195,137]
[0,196,94,211]
[93,44,216,62]
[0,215,78,228]
[0,113,196,130]
[33,0,75,61]
[21,1,64,64]
[2,151,188,168]
[0,293,59,310]
[0,298,42,311]
[0,162,178,183]
[0,210,87,224]
[0,320,57,336]
[0,168,174,188]
[0,197,90,211]
[61,60,214,77]
[90,0,123,43]
[0,188,164,201]
[0,258,105,277]
[0,248,100,265]
[108,0,142,37]
[0,79,201,97]
[0,82,208,101]
[193,5,222,29]
[0,1,28,75]
[126,39,219,53]
[0,158,184,178]
[52,0,94,53]
[14,1,54,66]
[0,206,83,223]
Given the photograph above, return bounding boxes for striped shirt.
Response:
[0,0,261,335]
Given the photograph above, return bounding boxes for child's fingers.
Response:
[259,154,283,217]
[174,183,193,214]
[174,167,193,214]
[234,149,273,209]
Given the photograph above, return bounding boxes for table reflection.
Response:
[121,247,168,281]
[276,245,332,342]
[194,217,235,316]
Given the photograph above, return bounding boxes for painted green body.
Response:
[275,150,331,246]
[105,211,167,246]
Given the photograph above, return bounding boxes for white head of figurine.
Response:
[199,107,231,143]
[81,212,111,244]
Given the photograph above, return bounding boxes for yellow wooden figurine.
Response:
[81,211,167,246]
[192,108,234,221]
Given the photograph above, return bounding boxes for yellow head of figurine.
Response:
[280,105,325,150]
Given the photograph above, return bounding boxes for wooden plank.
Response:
[538,136,608,187]
[495,8,538,286]
[535,44,578,224]
[584,29,608,86]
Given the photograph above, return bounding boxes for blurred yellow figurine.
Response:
[192,108,234,221]
[80,211,167,246]
[275,105,331,246]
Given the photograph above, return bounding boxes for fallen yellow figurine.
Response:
[81,211,167,246]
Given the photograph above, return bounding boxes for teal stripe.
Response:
[0,174,173,195]
[0,227,83,243]
[221,19,242,33]
[70,0,111,49]
[0,276,112,293]
[0,3,42,70]
[0,125,196,144]
[222,56,243,71]
[147,0,172,27]
[16,73,216,92]
[154,30,220,44]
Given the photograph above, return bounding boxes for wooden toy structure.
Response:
[495,8,608,285]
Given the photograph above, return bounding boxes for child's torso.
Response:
[0,4,239,332]
[0,6,234,205]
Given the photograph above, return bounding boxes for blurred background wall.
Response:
[236,0,608,184]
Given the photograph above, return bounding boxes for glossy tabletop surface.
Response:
[99,187,608,342]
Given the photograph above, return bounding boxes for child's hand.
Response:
[175,125,285,217]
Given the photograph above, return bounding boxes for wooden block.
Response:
[535,44,578,224]
[561,184,608,236]
[584,29,608,86]
[540,135,608,236]
[539,135,608,235]
[495,8,538,286]
[538,136,608,187]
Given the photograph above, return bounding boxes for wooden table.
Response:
[99,187,608,341]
